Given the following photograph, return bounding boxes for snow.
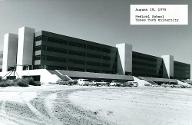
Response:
[177,80,191,87]
[0,85,192,125]
[0,85,109,125]
[69,87,192,125]
[133,76,151,87]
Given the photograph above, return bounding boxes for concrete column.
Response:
[0,51,3,72]
[2,33,18,72]
[161,55,174,78]
[17,27,35,72]
[116,43,132,75]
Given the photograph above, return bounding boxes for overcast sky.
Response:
[0,0,191,76]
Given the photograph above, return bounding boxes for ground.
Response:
[0,85,192,125]
[0,85,110,125]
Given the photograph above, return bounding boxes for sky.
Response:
[0,0,191,77]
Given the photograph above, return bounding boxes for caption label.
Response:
[130,5,188,25]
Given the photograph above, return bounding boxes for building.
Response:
[0,26,190,84]
[33,31,117,74]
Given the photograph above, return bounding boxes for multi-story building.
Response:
[33,31,117,74]
[0,26,190,83]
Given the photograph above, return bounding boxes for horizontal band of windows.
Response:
[132,57,157,64]
[33,65,67,70]
[132,65,157,70]
[39,51,68,58]
[34,46,41,51]
[86,61,110,67]
[174,75,190,77]
[45,36,112,53]
[132,69,157,74]
[38,42,69,50]
[68,67,85,72]
[175,69,190,73]
[132,62,157,68]
[42,53,105,64]
[47,37,68,45]
[174,72,190,74]
[174,67,190,70]
[47,47,67,54]
[34,36,42,41]
[174,77,190,79]
[34,58,111,69]
[86,53,111,60]
[35,36,68,45]
[40,61,67,67]
[174,64,190,67]
[86,45,111,53]
[34,55,66,62]
[34,55,40,60]
[34,45,68,54]
[35,36,112,54]
[34,44,113,58]
[174,62,190,66]
[39,40,87,52]
[35,40,42,46]
[46,65,67,70]
[42,55,66,62]
[68,59,84,65]
[68,41,84,48]
[132,58,158,65]
[133,54,158,61]
[68,50,85,56]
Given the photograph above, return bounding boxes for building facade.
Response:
[174,61,190,80]
[0,26,190,83]
[33,31,117,74]
[132,51,165,78]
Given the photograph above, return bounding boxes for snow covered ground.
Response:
[0,85,110,125]
[69,87,192,125]
[1,85,192,125]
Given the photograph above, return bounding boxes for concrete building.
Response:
[0,26,190,84]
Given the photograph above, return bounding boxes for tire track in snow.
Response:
[0,100,21,125]
[20,92,56,125]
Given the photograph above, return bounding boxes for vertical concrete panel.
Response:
[17,27,35,71]
[125,44,132,74]
[116,43,132,75]
[161,55,174,78]
[2,33,18,72]
[0,51,3,71]
[116,43,125,74]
